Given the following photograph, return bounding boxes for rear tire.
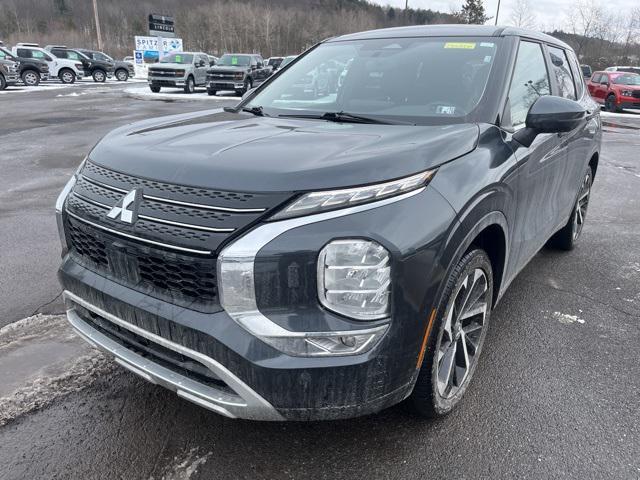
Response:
[549,167,592,251]
[22,70,41,86]
[59,69,76,84]
[408,249,493,418]
[150,85,161,93]
[92,69,106,83]
[184,76,195,94]
[115,69,129,81]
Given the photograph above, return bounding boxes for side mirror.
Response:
[242,87,256,100]
[513,96,586,148]
[198,60,206,67]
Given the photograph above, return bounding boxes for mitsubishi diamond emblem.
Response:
[107,188,142,224]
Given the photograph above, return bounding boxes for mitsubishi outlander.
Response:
[56,26,601,421]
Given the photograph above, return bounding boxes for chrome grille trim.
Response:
[65,210,213,255]
[80,174,267,213]
[70,192,236,233]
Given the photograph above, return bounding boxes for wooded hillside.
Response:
[0,0,458,58]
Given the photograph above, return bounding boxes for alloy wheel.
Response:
[23,71,39,86]
[116,70,128,81]
[61,71,74,83]
[573,173,591,240]
[436,268,489,398]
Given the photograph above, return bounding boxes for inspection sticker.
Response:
[444,42,476,49]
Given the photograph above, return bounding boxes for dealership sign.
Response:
[149,14,175,37]
[133,36,183,78]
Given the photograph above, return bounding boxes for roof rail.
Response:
[16,42,40,47]
[45,44,68,50]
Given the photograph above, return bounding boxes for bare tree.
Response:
[509,0,536,29]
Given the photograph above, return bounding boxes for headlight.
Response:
[55,158,86,214]
[621,90,633,97]
[175,69,185,76]
[234,72,244,80]
[55,158,86,255]
[271,170,435,220]
[75,63,83,70]
[318,240,390,320]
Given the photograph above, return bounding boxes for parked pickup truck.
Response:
[0,56,19,90]
[147,52,209,93]
[0,46,49,86]
[206,53,271,96]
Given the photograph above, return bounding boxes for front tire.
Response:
[150,85,161,93]
[22,70,41,86]
[408,249,493,418]
[115,69,129,82]
[92,69,106,83]
[59,69,76,84]
[236,77,252,96]
[207,89,217,96]
[0,74,6,90]
[184,76,195,94]
[549,167,592,251]
[605,94,619,113]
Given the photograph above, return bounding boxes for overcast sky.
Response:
[368,0,632,31]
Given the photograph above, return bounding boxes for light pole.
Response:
[494,0,501,25]
[92,0,103,51]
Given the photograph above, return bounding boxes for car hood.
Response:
[208,66,249,73]
[90,109,479,192]
[149,63,189,70]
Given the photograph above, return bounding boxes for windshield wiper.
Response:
[278,111,412,125]
[224,105,269,117]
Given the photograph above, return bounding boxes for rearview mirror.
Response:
[513,96,586,148]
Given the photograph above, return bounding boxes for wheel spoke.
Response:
[455,334,470,387]
[438,341,457,394]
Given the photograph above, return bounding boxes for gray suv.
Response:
[148,52,209,93]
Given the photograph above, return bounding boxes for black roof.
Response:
[329,24,572,51]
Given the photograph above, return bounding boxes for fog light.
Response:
[317,239,391,320]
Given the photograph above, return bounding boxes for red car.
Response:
[587,71,640,112]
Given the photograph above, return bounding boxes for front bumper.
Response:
[208,80,245,90]
[58,186,457,420]
[617,100,640,110]
[148,76,187,87]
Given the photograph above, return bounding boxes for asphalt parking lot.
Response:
[0,81,639,479]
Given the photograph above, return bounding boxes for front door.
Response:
[507,40,568,271]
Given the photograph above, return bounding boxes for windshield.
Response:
[161,53,193,64]
[613,74,640,85]
[247,37,500,125]
[217,54,251,67]
[93,52,113,62]
[0,47,14,60]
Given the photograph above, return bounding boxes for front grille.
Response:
[148,69,181,77]
[632,91,640,99]
[74,304,232,392]
[64,160,291,310]
[208,72,237,81]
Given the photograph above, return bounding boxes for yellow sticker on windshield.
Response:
[444,42,476,49]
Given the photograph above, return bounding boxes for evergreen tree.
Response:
[460,0,490,24]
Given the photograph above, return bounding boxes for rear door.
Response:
[507,40,567,270]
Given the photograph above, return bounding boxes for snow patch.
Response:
[124,85,240,102]
[552,312,585,325]
[157,448,212,480]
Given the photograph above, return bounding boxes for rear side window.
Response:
[591,73,601,84]
[567,52,585,98]
[548,46,576,100]
[17,48,33,58]
[508,41,551,129]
